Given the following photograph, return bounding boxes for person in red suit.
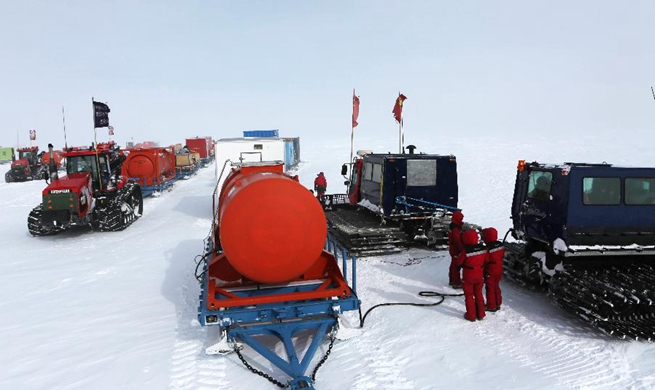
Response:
[458,229,488,321]
[314,172,327,203]
[482,227,504,312]
[447,211,464,288]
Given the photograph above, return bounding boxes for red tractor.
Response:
[5,146,47,182]
[27,142,143,236]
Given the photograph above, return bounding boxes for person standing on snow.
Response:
[448,211,464,289]
[314,172,327,203]
[482,227,504,312]
[458,229,488,322]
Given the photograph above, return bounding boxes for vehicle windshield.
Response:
[18,151,33,162]
[66,155,109,189]
[67,155,99,175]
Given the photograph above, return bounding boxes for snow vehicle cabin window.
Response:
[364,162,373,181]
[371,163,382,184]
[625,178,655,205]
[19,150,33,162]
[67,155,104,177]
[348,164,359,195]
[527,171,552,201]
[407,159,436,186]
[583,177,621,205]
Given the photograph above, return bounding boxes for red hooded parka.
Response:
[458,229,488,321]
[482,227,504,311]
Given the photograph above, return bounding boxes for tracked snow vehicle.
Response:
[28,142,143,236]
[5,146,47,182]
[324,149,460,256]
[506,160,655,340]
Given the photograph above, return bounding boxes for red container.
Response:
[122,147,176,186]
[41,150,64,167]
[185,137,213,159]
[217,163,327,284]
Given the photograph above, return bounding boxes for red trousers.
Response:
[449,257,462,286]
[485,274,502,310]
[463,281,485,321]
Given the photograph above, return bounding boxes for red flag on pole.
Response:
[352,91,360,128]
[392,93,407,123]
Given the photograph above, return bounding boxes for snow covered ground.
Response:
[2,133,655,390]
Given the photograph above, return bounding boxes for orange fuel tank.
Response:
[217,162,326,284]
[122,147,176,186]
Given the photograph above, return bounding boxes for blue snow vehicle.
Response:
[325,148,460,256]
[507,160,655,340]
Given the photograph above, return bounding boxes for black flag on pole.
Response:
[93,101,111,128]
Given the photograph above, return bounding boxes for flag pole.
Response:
[398,92,402,154]
[62,106,68,150]
[350,88,355,172]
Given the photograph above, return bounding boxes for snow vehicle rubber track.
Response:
[95,183,143,232]
[504,242,655,341]
[27,205,65,236]
[325,207,409,257]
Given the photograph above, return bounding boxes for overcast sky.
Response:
[1,1,654,149]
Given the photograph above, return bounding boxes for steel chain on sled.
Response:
[311,334,335,383]
[234,345,290,388]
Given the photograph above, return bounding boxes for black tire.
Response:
[5,171,13,183]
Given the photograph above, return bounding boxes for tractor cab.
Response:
[63,143,124,192]
[16,147,39,165]
[65,154,109,191]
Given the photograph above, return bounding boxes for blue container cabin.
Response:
[357,153,458,218]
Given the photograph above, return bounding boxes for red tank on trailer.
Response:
[122,146,176,187]
[216,162,327,283]
[204,161,351,309]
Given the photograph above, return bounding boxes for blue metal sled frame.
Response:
[127,176,176,198]
[395,195,461,214]
[197,234,360,389]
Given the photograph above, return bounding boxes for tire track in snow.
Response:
[346,324,415,390]
[338,255,418,390]
[474,306,639,389]
[169,263,230,390]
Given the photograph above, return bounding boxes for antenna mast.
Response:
[62,106,68,149]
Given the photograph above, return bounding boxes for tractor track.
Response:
[473,286,643,390]
[345,323,415,390]
[169,261,230,390]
